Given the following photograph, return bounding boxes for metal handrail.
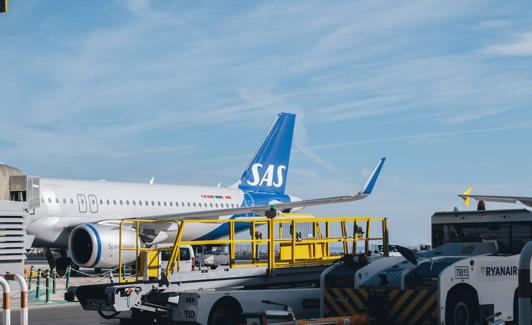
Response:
[118,214,389,283]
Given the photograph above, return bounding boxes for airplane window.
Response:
[113,200,117,205]
[164,201,167,206]
[169,202,173,207]
[106,200,110,205]
[126,200,130,205]
[187,202,190,207]
[99,199,103,205]
[193,202,196,207]
[132,200,136,206]
[215,203,219,208]
[151,201,155,206]
[210,203,213,208]
[139,201,142,206]
[145,201,149,206]
[48,198,52,203]
[55,198,59,204]
[181,202,184,207]
[81,198,85,204]
[158,201,161,206]
[63,198,67,204]
[120,200,123,205]
[70,198,74,204]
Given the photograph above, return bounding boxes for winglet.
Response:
[461,187,473,206]
[359,158,386,195]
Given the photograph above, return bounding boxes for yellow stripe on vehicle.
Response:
[409,290,438,324]
[332,288,356,314]
[324,290,345,316]
[395,289,431,323]
[345,288,365,311]
[390,289,414,316]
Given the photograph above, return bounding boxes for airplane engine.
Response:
[68,224,139,269]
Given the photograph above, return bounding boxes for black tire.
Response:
[445,289,479,325]
[55,257,70,276]
[208,299,244,325]
[512,289,519,325]
[56,258,80,277]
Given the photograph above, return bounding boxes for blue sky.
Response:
[1,0,531,244]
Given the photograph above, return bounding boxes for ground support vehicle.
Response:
[66,213,389,324]
[195,245,229,269]
[321,208,532,325]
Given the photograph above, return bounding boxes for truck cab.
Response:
[321,208,532,325]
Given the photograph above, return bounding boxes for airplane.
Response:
[2,113,386,274]
[459,187,532,209]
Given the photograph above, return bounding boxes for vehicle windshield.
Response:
[201,245,227,255]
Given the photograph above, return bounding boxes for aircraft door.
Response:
[88,194,98,213]
[77,194,87,213]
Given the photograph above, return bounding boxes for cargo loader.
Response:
[66,213,389,325]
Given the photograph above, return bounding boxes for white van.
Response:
[195,245,229,269]
[159,245,195,272]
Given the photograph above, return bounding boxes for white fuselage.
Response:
[28,178,247,248]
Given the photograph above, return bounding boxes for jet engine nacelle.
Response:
[68,223,138,269]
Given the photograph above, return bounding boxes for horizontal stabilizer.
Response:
[459,191,532,208]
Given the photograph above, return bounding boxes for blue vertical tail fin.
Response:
[238,113,295,194]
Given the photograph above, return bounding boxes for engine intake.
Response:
[68,224,138,269]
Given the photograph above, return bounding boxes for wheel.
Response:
[55,257,79,277]
[45,248,56,270]
[55,257,69,276]
[445,289,479,325]
[512,289,519,325]
[208,299,244,325]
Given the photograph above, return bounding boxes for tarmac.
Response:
[1,261,117,325]
[3,304,100,325]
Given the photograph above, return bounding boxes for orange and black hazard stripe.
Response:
[385,288,438,325]
[323,288,368,317]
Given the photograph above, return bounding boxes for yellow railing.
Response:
[118,214,389,283]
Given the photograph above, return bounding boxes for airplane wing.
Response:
[129,157,386,222]
[459,187,532,208]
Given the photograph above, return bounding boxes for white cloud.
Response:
[482,32,532,56]
[1,1,532,245]
[120,0,152,15]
